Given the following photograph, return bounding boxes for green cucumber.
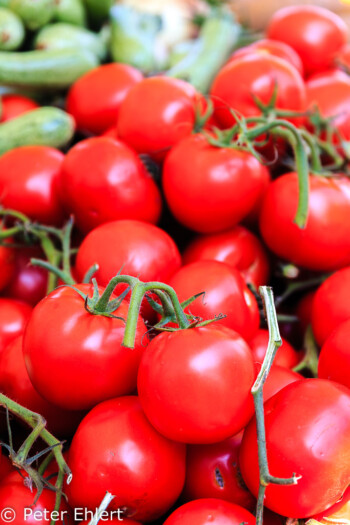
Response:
[34,23,106,61]
[0,7,24,51]
[0,48,98,89]
[9,0,55,31]
[53,0,87,27]
[0,107,75,154]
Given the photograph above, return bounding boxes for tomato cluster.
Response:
[0,3,349,525]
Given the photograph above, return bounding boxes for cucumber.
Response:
[34,23,106,61]
[0,48,98,89]
[53,0,87,27]
[0,107,75,154]
[0,7,24,51]
[9,0,55,31]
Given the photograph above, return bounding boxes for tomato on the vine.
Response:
[137,325,256,444]
[0,298,32,353]
[163,499,256,525]
[249,329,301,369]
[318,319,350,389]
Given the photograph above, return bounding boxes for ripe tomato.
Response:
[137,325,256,444]
[267,5,348,76]
[75,220,181,286]
[182,432,256,510]
[256,363,302,402]
[23,284,148,411]
[168,260,260,341]
[0,146,65,226]
[311,266,350,346]
[0,244,15,292]
[318,319,350,390]
[163,499,256,525]
[162,134,270,234]
[0,336,85,437]
[182,225,270,288]
[306,70,350,140]
[60,137,162,233]
[0,94,39,122]
[210,53,306,128]
[117,76,202,160]
[230,38,304,76]
[66,396,186,522]
[248,329,301,369]
[239,379,350,517]
[259,173,350,271]
[0,298,31,354]
[66,63,143,135]
[0,471,72,524]
[3,247,47,306]
[312,486,350,524]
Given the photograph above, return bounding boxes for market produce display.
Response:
[0,1,349,525]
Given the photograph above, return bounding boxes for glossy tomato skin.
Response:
[0,471,72,524]
[311,266,350,346]
[137,325,256,444]
[230,38,304,75]
[0,336,85,437]
[117,76,201,160]
[66,63,143,135]
[163,134,271,234]
[306,70,350,140]
[249,329,301,369]
[182,225,269,288]
[210,53,306,128]
[182,432,256,511]
[163,498,256,525]
[240,379,350,517]
[267,5,348,76]
[0,146,65,226]
[3,247,47,306]
[0,298,32,354]
[75,220,181,286]
[318,319,350,390]
[256,363,302,402]
[168,261,260,341]
[66,396,186,522]
[259,172,350,271]
[23,284,148,411]
[60,137,162,233]
[0,94,39,122]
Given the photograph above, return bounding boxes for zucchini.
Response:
[53,0,87,27]
[0,48,98,89]
[0,107,75,154]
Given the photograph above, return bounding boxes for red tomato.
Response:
[101,126,119,139]
[312,486,350,524]
[0,94,39,122]
[295,290,316,338]
[168,260,260,341]
[163,499,256,525]
[0,298,31,354]
[23,284,148,411]
[66,396,186,522]
[0,471,72,524]
[0,146,65,226]
[318,319,350,390]
[75,220,181,286]
[311,266,350,346]
[239,379,350,517]
[210,53,306,128]
[137,325,256,444]
[267,5,348,76]
[60,137,161,233]
[259,173,350,271]
[163,133,270,234]
[256,363,303,402]
[117,76,201,160]
[248,329,301,369]
[0,336,85,437]
[306,70,350,140]
[0,244,15,292]
[66,63,143,135]
[182,432,256,510]
[230,38,304,76]
[335,44,350,71]
[182,225,269,288]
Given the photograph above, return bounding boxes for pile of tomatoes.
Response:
[0,3,349,525]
